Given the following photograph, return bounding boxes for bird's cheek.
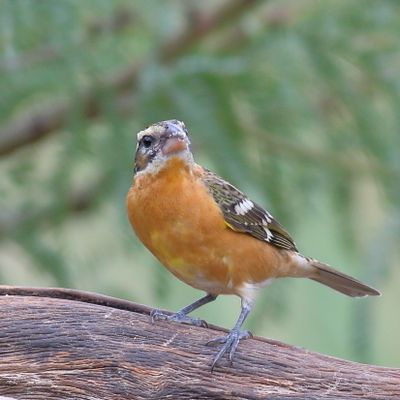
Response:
[134,152,149,172]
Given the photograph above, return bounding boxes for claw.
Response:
[150,309,168,323]
[208,329,252,371]
[206,336,227,346]
[150,309,208,327]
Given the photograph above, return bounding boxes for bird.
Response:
[126,119,380,371]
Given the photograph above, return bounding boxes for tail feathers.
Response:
[309,260,380,297]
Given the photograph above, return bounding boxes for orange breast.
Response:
[126,157,287,298]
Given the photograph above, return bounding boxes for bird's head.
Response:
[134,119,193,174]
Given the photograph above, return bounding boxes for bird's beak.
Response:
[161,135,189,156]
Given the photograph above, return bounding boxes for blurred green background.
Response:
[1,0,399,367]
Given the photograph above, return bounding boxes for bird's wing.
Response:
[201,168,298,252]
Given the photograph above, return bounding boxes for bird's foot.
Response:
[207,329,252,371]
[150,309,208,328]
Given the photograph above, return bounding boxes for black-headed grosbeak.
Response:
[126,119,380,371]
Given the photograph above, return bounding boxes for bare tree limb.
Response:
[0,285,399,399]
[0,0,261,158]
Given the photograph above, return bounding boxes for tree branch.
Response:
[0,0,261,158]
[0,285,399,399]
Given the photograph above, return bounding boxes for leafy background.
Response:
[1,0,399,367]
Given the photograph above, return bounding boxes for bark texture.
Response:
[0,286,398,400]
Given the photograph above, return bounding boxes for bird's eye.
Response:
[142,135,153,149]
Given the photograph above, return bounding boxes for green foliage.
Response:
[0,0,399,366]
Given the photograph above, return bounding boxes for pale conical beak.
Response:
[162,135,189,156]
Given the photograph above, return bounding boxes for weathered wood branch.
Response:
[0,286,398,399]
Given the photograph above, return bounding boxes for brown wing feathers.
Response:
[201,169,298,252]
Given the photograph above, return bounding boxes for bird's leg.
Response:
[207,301,253,371]
[150,293,217,328]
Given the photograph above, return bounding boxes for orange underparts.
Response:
[127,157,299,304]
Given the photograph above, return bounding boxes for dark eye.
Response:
[142,135,153,148]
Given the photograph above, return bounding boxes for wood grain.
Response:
[0,286,398,399]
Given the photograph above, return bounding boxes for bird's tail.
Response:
[309,260,380,297]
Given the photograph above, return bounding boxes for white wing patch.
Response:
[262,212,273,224]
[234,199,254,215]
[263,227,273,241]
